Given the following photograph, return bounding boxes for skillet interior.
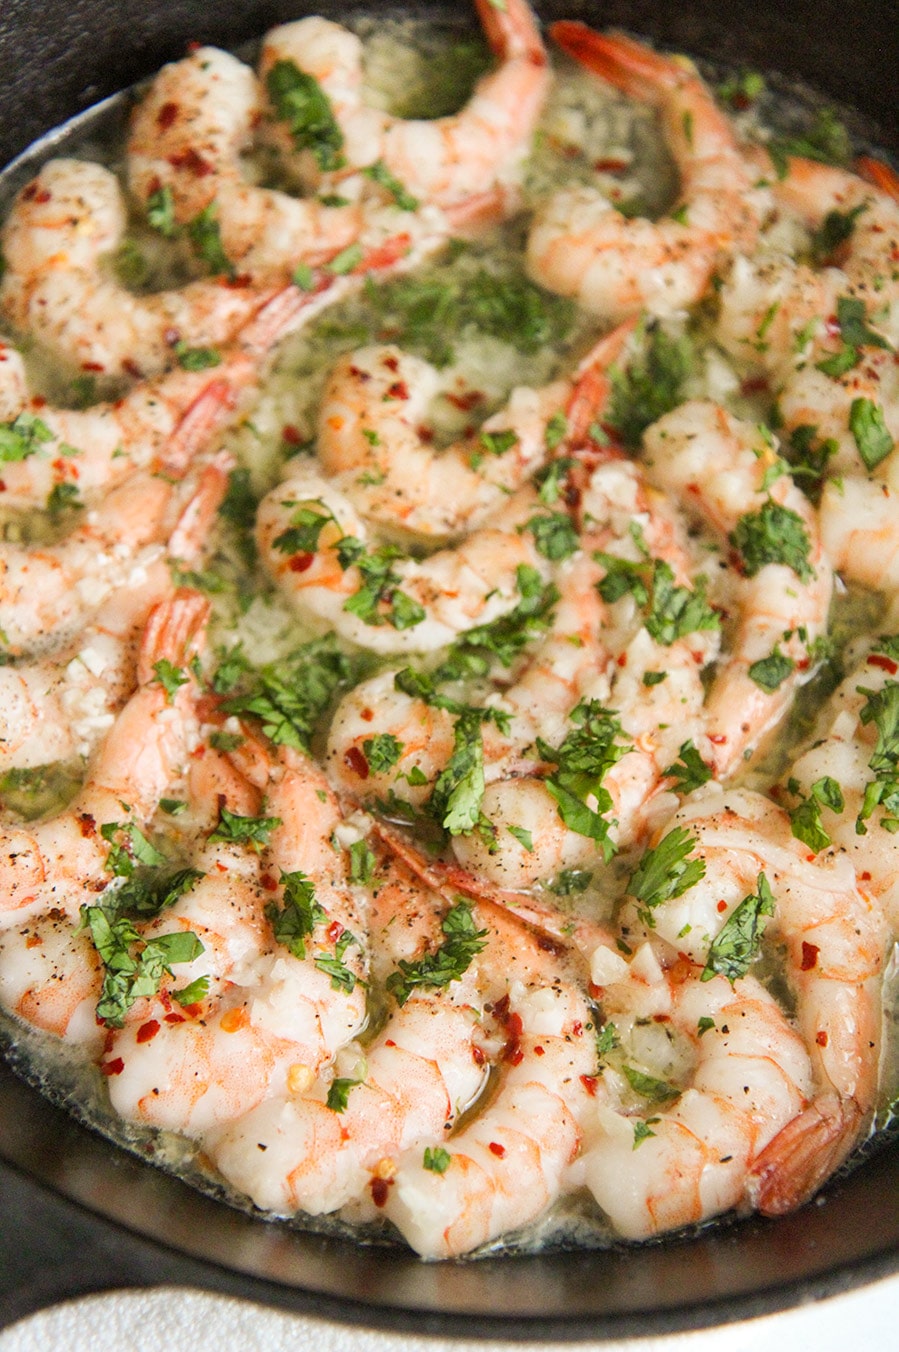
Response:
[0,0,898,1337]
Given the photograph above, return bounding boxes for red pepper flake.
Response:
[34,189,52,204]
[740,375,769,397]
[385,380,409,401]
[534,1044,545,1056]
[370,1176,391,1207]
[616,653,627,667]
[326,921,344,944]
[416,424,435,443]
[344,745,369,779]
[169,147,213,177]
[580,1074,599,1097]
[101,1058,125,1077]
[164,1012,187,1024]
[360,707,374,723]
[157,101,179,130]
[122,359,143,380]
[281,424,303,445]
[445,390,484,412]
[136,1020,161,1044]
[488,1141,506,1158]
[717,899,728,913]
[385,1039,396,1048]
[288,552,314,573]
[81,361,106,373]
[260,872,279,891]
[801,942,820,971]
[594,156,629,173]
[708,733,728,745]
[472,1045,486,1066]
[860,871,872,882]
[868,653,899,674]
[383,354,400,373]
[78,812,97,838]
[816,1030,829,1047]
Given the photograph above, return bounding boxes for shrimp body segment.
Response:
[260,0,550,214]
[527,26,766,319]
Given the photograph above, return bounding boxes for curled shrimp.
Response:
[256,467,548,654]
[526,25,766,319]
[259,0,549,215]
[618,785,886,1214]
[642,400,833,777]
[0,335,253,511]
[0,456,229,772]
[315,321,637,540]
[102,743,368,1136]
[0,159,298,379]
[580,958,812,1240]
[0,589,208,929]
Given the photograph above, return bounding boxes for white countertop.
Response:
[2,1276,898,1352]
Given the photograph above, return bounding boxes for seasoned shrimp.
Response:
[103,744,368,1135]
[0,159,294,379]
[642,401,832,777]
[315,322,637,539]
[781,635,899,936]
[259,0,549,215]
[526,25,766,319]
[0,906,106,1052]
[0,590,208,928]
[0,336,253,510]
[0,456,229,771]
[256,467,548,653]
[207,852,489,1217]
[618,785,885,1213]
[581,960,812,1240]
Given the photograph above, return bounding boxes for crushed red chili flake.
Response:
[164,1012,187,1024]
[717,899,728,912]
[801,942,820,971]
[386,380,410,401]
[488,1141,506,1158]
[868,653,899,674]
[101,1058,125,1077]
[816,1030,829,1047]
[580,1074,599,1097]
[288,552,314,573]
[157,101,179,130]
[344,745,369,779]
[281,424,303,445]
[136,1020,161,1044]
[370,1176,391,1207]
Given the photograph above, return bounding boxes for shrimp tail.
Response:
[564,316,639,447]
[167,450,234,561]
[157,376,247,478]
[475,0,546,65]
[856,155,899,203]
[550,23,689,96]
[136,588,210,685]
[746,1091,864,1215]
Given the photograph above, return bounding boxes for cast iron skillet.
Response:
[0,0,897,1339]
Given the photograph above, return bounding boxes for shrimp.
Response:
[526,25,767,319]
[256,466,548,654]
[617,785,885,1215]
[580,958,812,1240]
[315,321,637,540]
[0,589,208,928]
[780,635,899,936]
[642,400,833,777]
[258,0,549,214]
[0,159,294,379]
[102,744,368,1136]
[0,907,106,1052]
[0,455,229,772]
[0,335,254,511]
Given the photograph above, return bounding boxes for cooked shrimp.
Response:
[259,0,549,213]
[526,25,766,319]
[0,589,208,927]
[581,958,812,1240]
[0,455,229,771]
[618,785,885,1214]
[256,467,548,653]
[0,336,253,510]
[315,322,637,540]
[205,851,488,1215]
[0,159,295,379]
[0,908,105,1052]
[103,744,368,1135]
[642,400,833,776]
[781,636,899,936]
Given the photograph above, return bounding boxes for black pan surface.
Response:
[0,0,897,1338]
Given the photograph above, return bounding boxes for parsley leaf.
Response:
[266,869,323,959]
[0,412,54,462]
[701,872,775,984]
[215,635,356,753]
[337,537,426,630]
[766,108,852,178]
[363,159,418,210]
[266,59,345,171]
[747,646,796,693]
[729,499,814,582]
[850,397,894,471]
[661,740,713,794]
[622,1065,680,1103]
[627,826,706,928]
[429,711,485,835]
[536,700,631,859]
[857,680,899,833]
[423,1145,451,1173]
[326,1075,363,1112]
[524,510,579,561]
[146,185,178,237]
[596,553,719,645]
[151,659,188,704]
[363,733,404,774]
[809,204,866,265]
[186,204,235,279]
[386,901,488,1006]
[788,775,845,852]
[548,868,593,895]
[208,807,282,850]
[606,323,693,448]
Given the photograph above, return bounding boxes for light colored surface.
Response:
[2,1276,899,1352]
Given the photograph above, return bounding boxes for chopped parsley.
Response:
[186,204,234,279]
[536,700,631,860]
[423,1145,451,1173]
[783,424,838,499]
[215,635,356,753]
[429,711,486,835]
[632,1118,661,1148]
[151,659,188,704]
[627,826,706,928]
[850,397,894,472]
[747,646,796,693]
[363,159,418,211]
[0,412,54,462]
[816,296,891,378]
[336,536,426,631]
[766,108,852,178]
[661,741,713,794]
[622,1065,680,1103]
[100,820,167,878]
[606,323,693,449]
[787,775,845,853]
[266,59,345,171]
[507,825,534,852]
[548,868,593,895]
[701,872,776,984]
[363,734,404,774]
[266,869,322,959]
[596,551,719,645]
[386,901,488,1006]
[146,185,177,237]
[809,204,866,266]
[856,679,899,833]
[174,341,221,371]
[272,499,337,556]
[729,499,814,582]
[348,839,376,885]
[326,1076,363,1113]
[208,807,282,850]
[524,509,579,561]
[47,482,81,517]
